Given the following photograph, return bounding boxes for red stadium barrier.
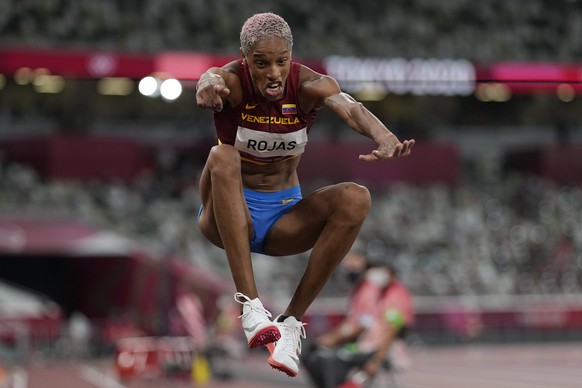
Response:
[115,336,203,381]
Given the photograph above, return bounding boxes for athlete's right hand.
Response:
[196,74,231,112]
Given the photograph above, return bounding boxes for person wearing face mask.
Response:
[341,263,414,387]
[311,251,384,352]
[304,260,414,388]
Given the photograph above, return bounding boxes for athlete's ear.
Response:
[240,47,245,60]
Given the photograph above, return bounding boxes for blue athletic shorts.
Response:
[245,185,302,253]
[197,185,302,254]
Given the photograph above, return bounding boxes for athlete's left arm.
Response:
[303,74,415,161]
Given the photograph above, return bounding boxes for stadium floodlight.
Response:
[97,77,134,96]
[138,76,160,97]
[557,84,575,102]
[160,78,182,101]
[475,83,511,102]
[33,73,65,94]
[14,67,33,85]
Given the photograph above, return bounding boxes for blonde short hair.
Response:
[240,12,293,55]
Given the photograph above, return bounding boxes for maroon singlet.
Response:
[213,60,319,164]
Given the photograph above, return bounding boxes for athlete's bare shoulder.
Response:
[298,64,342,112]
[215,60,243,108]
[221,60,242,76]
[214,60,240,88]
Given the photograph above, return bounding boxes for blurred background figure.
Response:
[304,251,414,388]
[210,294,245,359]
[67,311,93,359]
[314,249,383,350]
[205,294,247,380]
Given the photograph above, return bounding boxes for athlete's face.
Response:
[243,37,292,102]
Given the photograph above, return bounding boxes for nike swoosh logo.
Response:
[282,199,294,205]
[245,103,258,109]
[288,353,300,367]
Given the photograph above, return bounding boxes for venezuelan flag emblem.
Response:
[282,104,297,115]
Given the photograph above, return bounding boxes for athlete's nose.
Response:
[267,65,281,80]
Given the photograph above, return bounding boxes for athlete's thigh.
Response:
[197,160,252,248]
[197,162,222,247]
[263,184,347,256]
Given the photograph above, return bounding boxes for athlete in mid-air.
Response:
[195,12,414,377]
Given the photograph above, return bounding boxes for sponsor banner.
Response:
[324,56,476,96]
[1,47,581,96]
[0,48,154,78]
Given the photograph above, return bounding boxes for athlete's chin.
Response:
[262,92,284,102]
[264,94,284,102]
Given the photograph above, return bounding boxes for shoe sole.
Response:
[248,324,280,349]
[267,356,298,377]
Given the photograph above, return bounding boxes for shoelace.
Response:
[234,292,273,321]
[279,319,307,355]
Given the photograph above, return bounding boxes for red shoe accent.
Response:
[266,342,275,355]
[268,356,297,377]
[248,325,280,349]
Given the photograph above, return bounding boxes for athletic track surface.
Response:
[5,342,582,388]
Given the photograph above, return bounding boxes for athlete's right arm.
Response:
[195,62,241,112]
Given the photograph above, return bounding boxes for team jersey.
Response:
[213,60,319,164]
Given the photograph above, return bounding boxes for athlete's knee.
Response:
[207,144,241,175]
[339,182,371,220]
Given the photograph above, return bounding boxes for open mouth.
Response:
[264,82,283,98]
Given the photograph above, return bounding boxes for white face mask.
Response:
[365,268,391,287]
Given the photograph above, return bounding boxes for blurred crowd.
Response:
[364,177,581,297]
[1,155,580,299]
[0,0,581,62]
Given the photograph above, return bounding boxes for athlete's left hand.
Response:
[359,138,415,161]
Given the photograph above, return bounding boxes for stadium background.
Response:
[1,0,582,387]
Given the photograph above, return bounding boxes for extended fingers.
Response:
[210,85,231,111]
[196,91,215,109]
[401,139,415,155]
[359,152,380,162]
[196,84,229,111]
[196,94,223,111]
[392,140,415,157]
[360,139,415,161]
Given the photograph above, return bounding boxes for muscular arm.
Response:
[195,61,242,112]
[300,71,414,161]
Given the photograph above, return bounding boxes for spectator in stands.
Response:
[3,0,582,61]
[194,12,414,378]
[304,261,414,388]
